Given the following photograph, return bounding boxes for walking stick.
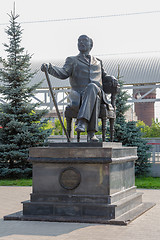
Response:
[44,67,70,142]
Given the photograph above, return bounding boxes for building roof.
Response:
[1,54,160,88]
[102,54,160,85]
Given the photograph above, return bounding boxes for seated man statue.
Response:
[41,35,118,142]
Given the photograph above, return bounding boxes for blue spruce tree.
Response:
[0,10,51,178]
[114,67,151,176]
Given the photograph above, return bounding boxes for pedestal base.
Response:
[4,142,155,225]
[4,202,155,225]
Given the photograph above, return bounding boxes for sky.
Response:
[1,0,160,120]
[1,0,160,61]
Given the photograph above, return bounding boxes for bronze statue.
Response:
[41,35,118,142]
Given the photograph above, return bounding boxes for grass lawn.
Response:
[135,177,160,189]
[0,179,32,186]
[0,177,160,189]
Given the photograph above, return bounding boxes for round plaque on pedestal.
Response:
[59,167,81,190]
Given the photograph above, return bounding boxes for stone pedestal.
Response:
[4,142,155,225]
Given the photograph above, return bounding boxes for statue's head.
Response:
[78,35,93,54]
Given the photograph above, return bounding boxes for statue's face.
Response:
[78,35,91,54]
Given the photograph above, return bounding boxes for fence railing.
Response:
[145,139,160,163]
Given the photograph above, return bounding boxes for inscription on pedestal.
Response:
[59,167,81,190]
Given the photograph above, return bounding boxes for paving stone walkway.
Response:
[0,186,159,240]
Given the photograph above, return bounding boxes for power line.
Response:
[0,10,160,26]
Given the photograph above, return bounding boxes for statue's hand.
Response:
[41,63,48,72]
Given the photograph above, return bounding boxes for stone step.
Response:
[4,202,155,225]
[109,202,156,225]
[114,192,143,218]
[22,192,143,220]
[109,186,137,204]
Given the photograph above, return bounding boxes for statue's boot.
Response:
[75,119,86,132]
[87,131,99,142]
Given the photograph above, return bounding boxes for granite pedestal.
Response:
[4,142,155,225]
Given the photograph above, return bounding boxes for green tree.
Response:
[0,11,51,178]
[114,70,151,176]
[114,72,130,142]
[119,121,151,176]
[52,118,102,136]
[137,119,160,138]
